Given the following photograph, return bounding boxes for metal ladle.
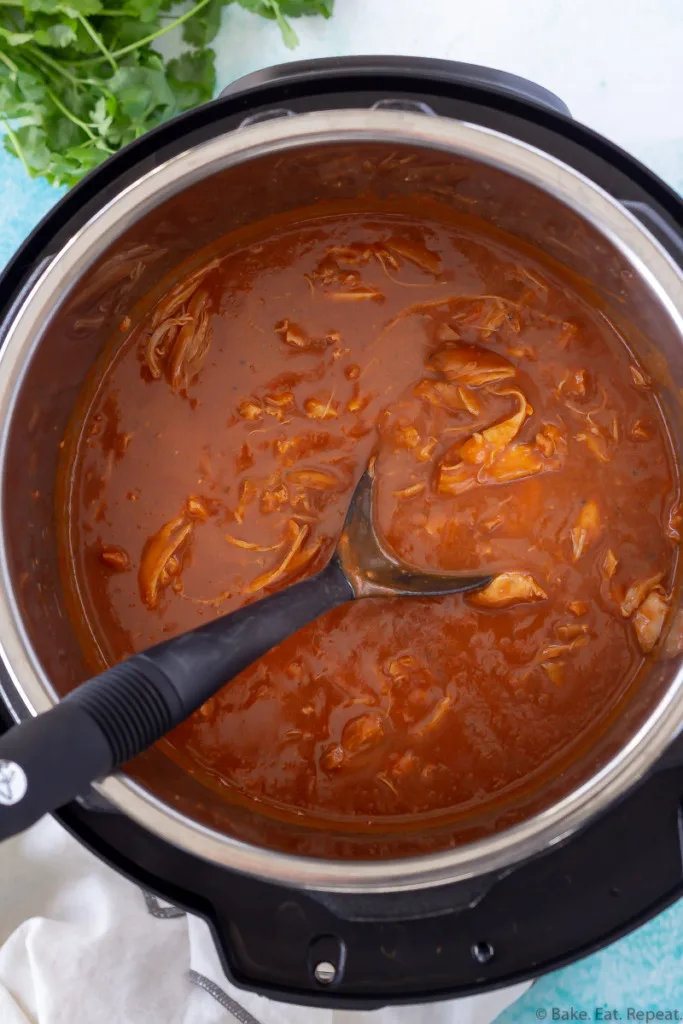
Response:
[0,467,490,840]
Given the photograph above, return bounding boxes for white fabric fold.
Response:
[0,817,529,1024]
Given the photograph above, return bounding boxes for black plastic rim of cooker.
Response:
[0,56,682,1009]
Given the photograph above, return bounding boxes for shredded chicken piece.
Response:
[167,288,211,390]
[564,369,588,398]
[575,430,612,463]
[385,655,419,678]
[346,391,371,414]
[392,751,419,777]
[393,481,426,499]
[376,772,399,797]
[568,600,588,616]
[633,588,669,653]
[143,316,190,379]
[150,258,220,329]
[484,443,545,483]
[285,536,324,575]
[666,499,683,542]
[482,514,503,533]
[621,573,665,618]
[414,379,481,415]
[440,421,559,493]
[557,321,578,349]
[325,244,372,265]
[556,622,589,642]
[535,432,554,458]
[507,343,536,361]
[436,458,476,497]
[518,266,549,293]
[469,572,547,609]
[260,484,289,515]
[234,479,258,524]
[342,713,385,752]
[538,424,566,459]
[286,469,341,490]
[264,392,295,421]
[394,424,421,449]
[630,364,652,389]
[238,399,263,421]
[539,635,589,660]
[630,418,651,441]
[459,387,530,465]
[100,545,129,572]
[570,500,600,562]
[542,661,565,686]
[416,436,438,462]
[245,522,310,593]
[320,744,345,771]
[610,416,620,442]
[411,695,453,736]
[274,319,319,350]
[385,237,442,275]
[186,496,209,520]
[304,395,338,421]
[327,287,384,302]
[478,300,511,338]
[428,343,516,387]
[602,549,619,579]
[198,697,216,719]
[139,514,193,609]
[225,534,282,552]
[373,248,402,276]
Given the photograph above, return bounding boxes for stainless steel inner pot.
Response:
[1,108,683,893]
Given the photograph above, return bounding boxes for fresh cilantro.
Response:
[0,0,334,186]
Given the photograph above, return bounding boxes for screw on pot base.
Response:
[313,961,337,985]
[471,940,495,964]
[308,934,346,987]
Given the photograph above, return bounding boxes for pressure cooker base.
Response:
[48,751,683,1008]
[1,55,682,1005]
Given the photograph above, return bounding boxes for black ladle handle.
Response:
[0,558,353,841]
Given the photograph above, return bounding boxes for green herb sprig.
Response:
[0,0,333,186]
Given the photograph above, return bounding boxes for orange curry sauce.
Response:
[59,210,680,825]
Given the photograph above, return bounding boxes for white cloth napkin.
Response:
[0,817,530,1024]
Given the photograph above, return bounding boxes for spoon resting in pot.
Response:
[0,466,490,841]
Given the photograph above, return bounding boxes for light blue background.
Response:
[2,0,681,1016]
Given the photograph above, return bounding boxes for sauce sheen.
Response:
[59,210,680,826]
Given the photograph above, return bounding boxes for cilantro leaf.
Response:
[277,0,333,15]
[167,49,215,109]
[32,22,78,48]
[0,27,34,47]
[182,0,225,46]
[0,0,333,187]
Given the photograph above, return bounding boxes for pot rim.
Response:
[1,108,682,893]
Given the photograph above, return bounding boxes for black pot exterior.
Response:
[1,56,682,1006]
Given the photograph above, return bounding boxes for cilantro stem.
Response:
[23,45,111,99]
[71,0,213,65]
[0,48,18,75]
[76,14,119,73]
[46,87,97,141]
[25,45,82,88]
[0,116,32,177]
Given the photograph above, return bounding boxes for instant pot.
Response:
[0,56,682,1008]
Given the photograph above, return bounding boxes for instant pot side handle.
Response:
[219,55,572,118]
